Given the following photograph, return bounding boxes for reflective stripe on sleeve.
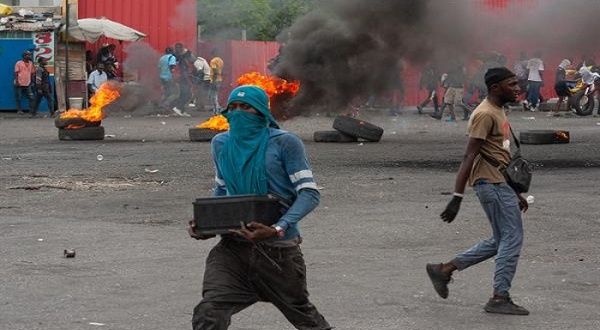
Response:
[289,170,313,183]
[295,182,318,191]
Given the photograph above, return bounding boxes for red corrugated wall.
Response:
[78,0,197,62]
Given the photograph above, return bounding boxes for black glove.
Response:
[440,195,462,223]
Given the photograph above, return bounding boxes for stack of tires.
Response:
[314,116,384,143]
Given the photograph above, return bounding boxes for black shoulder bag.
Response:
[480,125,533,194]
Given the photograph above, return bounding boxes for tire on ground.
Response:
[313,130,358,143]
[58,127,105,141]
[189,128,221,142]
[332,116,384,142]
[520,129,570,144]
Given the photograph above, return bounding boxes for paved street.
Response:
[1,109,599,330]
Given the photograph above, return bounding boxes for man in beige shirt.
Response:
[426,67,530,315]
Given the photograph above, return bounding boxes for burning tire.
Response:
[189,128,222,142]
[520,130,570,144]
[332,116,384,142]
[568,90,594,116]
[54,116,101,129]
[313,130,358,143]
[58,127,105,141]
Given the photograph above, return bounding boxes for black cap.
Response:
[485,67,516,88]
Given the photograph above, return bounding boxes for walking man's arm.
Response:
[440,137,484,223]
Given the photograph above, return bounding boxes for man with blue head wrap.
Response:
[188,85,331,330]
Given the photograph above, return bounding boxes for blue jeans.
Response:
[527,81,542,108]
[14,85,34,112]
[452,182,524,296]
[208,82,222,114]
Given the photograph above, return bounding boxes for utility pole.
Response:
[64,0,69,109]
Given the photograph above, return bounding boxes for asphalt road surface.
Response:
[1,108,599,330]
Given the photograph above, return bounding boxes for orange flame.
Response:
[60,82,121,123]
[236,72,300,99]
[555,131,569,141]
[196,114,229,131]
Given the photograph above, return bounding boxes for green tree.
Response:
[197,0,314,41]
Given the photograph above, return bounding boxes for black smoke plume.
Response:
[272,0,600,113]
[272,0,463,112]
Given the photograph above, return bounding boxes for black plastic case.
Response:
[193,194,289,235]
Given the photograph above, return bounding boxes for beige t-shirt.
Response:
[467,99,512,186]
[210,57,224,83]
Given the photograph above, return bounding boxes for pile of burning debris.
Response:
[189,72,300,142]
[55,82,121,141]
[189,71,385,143]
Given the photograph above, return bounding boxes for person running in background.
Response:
[434,60,469,122]
[158,47,178,110]
[190,55,212,109]
[172,43,193,117]
[417,63,439,114]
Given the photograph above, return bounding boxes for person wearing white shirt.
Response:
[190,56,212,108]
[87,63,108,96]
[525,51,544,111]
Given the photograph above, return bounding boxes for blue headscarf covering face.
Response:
[218,85,279,195]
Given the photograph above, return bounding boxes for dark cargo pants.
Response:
[192,238,331,330]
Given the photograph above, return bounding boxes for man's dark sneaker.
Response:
[429,114,442,120]
[417,105,423,114]
[484,296,529,315]
[426,263,452,299]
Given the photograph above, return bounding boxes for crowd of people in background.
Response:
[416,51,600,122]
[12,43,600,119]
[157,42,224,117]
[85,44,120,100]
[11,42,224,118]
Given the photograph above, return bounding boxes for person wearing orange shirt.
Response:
[14,51,35,115]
